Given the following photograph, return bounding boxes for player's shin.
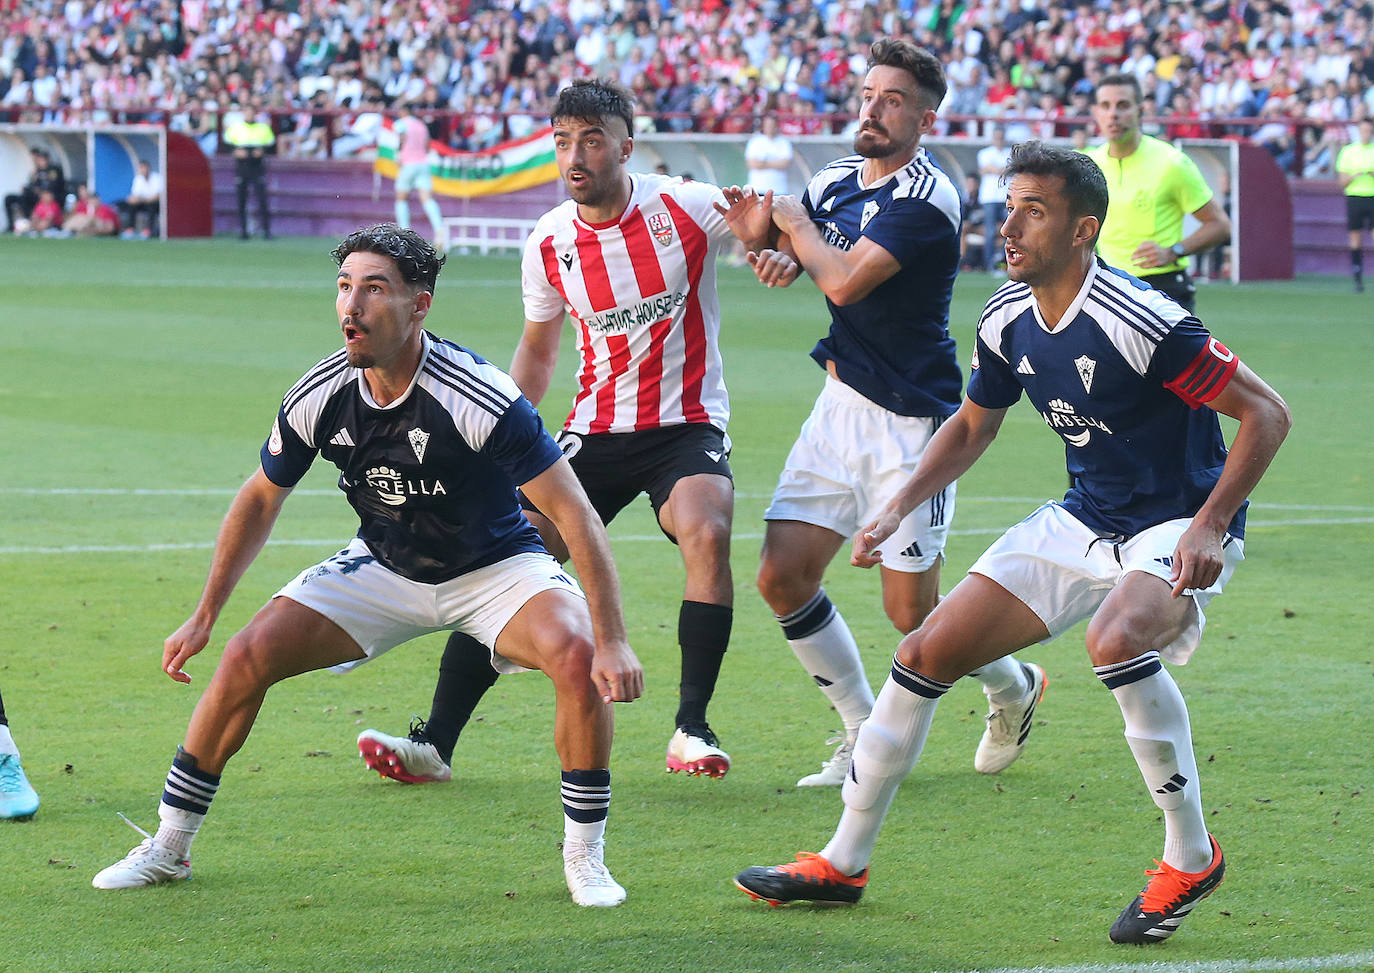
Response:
[778,589,875,737]
[821,660,951,875]
[1096,652,1210,872]
[156,746,220,856]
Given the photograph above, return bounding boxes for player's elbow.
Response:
[1244,386,1292,448]
[824,279,874,306]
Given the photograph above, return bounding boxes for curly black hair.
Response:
[331,223,446,293]
[550,78,637,135]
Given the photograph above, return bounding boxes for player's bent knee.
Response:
[218,631,288,689]
[1084,616,1155,666]
[755,558,810,613]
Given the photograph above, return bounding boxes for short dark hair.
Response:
[1094,72,1143,102]
[1003,140,1109,234]
[331,223,446,294]
[868,38,947,110]
[551,78,636,135]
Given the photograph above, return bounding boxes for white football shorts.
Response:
[395,160,433,194]
[968,501,1244,664]
[276,537,585,674]
[764,375,954,572]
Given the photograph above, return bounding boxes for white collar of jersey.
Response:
[855,146,924,192]
[356,330,431,410]
[1030,256,1100,335]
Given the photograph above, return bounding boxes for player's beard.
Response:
[853,125,902,159]
[566,169,614,208]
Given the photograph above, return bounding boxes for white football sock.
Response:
[820,660,951,875]
[969,654,1029,705]
[394,199,411,228]
[778,590,874,739]
[1096,652,1211,872]
[422,198,444,236]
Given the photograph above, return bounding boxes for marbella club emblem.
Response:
[1075,355,1096,394]
[408,427,430,463]
[648,212,674,247]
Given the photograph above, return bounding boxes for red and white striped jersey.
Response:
[521,173,735,435]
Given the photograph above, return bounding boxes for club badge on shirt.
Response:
[648,212,674,247]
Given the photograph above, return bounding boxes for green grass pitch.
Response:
[0,235,1370,973]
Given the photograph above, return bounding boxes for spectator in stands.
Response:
[63,184,120,237]
[744,115,793,197]
[1254,98,1297,172]
[120,160,162,238]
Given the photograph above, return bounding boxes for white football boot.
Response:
[974,662,1048,774]
[563,837,626,907]
[93,817,191,890]
[796,735,856,787]
[664,725,730,778]
[358,724,452,784]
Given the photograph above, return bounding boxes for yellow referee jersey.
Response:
[1336,139,1374,198]
[1085,135,1214,274]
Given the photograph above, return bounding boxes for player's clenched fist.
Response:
[747,248,800,287]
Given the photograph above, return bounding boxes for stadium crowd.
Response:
[1,0,1373,175]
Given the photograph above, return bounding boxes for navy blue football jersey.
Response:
[261,332,563,583]
[802,147,964,417]
[967,259,1245,539]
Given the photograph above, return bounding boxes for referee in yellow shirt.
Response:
[1336,117,1374,293]
[1086,74,1231,312]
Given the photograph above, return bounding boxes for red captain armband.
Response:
[1164,338,1240,408]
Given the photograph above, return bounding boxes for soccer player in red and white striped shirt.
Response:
[359,79,778,785]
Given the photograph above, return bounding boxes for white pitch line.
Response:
[932,951,1374,973]
[2,518,1372,556]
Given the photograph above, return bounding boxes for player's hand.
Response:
[746,248,800,287]
[163,615,213,683]
[769,193,809,232]
[591,640,644,703]
[1131,240,1172,270]
[1168,521,1227,597]
[713,186,773,250]
[852,511,901,569]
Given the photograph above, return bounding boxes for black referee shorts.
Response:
[1139,269,1197,314]
[1346,195,1374,233]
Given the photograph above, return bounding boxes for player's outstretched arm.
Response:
[1170,362,1290,595]
[769,193,901,305]
[853,400,1008,568]
[521,458,644,703]
[509,314,566,408]
[163,467,292,683]
[714,185,778,253]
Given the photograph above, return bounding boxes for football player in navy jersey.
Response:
[92,224,643,908]
[734,142,1290,946]
[723,39,1047,787]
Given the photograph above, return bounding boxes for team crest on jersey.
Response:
[408,427,430,463]
[1074,355,1096,394]
[268,418,283,455]
[648,212,674,246]
[860,200,880,230]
